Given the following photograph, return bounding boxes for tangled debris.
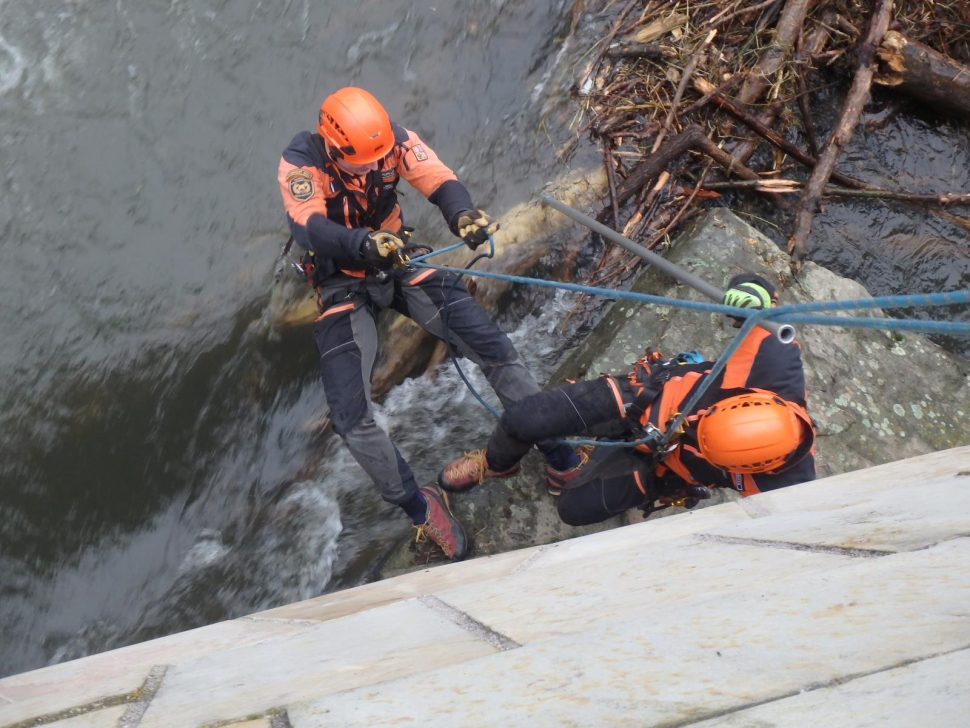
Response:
[558,0,970,276]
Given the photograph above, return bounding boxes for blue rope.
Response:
[769,289,970,315]
[436,237,504,420]
[420,263,749,317]
[417,260,970,336]
[769,314,970,335]
[416,248,970,451]
[407,241,466,263]
[661,312,765,445]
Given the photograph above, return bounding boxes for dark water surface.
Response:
[1,0,968,680]
[804,105,970,353]
[739,91,970,354]
[0,0,591,677]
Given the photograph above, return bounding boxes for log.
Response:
[694,76,869,190]
[787,0,895,265]
[875,31,970,117]
[699,179,970,205]
[721,0,814,157]
[651,29,717,154]
[795,28,820,157]
[730,10,834,165]
[606,42,665,60]
[616,125,776,207]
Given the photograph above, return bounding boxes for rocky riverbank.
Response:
[380,206,970,575]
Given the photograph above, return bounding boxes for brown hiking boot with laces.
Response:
[415,483,468,560]
[438,449,521,492]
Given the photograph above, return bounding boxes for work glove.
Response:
[723,273,777,310]
[359,230,405,269]
[723,273,777,328]
[453,208,499,250]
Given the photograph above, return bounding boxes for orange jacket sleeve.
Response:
[394,128,474,229]
[277,132,367,259]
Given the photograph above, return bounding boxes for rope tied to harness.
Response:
[419,234,970,453]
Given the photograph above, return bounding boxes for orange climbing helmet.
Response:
[695,391,814,474]
[317,87,394,164]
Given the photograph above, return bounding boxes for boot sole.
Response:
[424,487,470,560]
[442,490,470,561]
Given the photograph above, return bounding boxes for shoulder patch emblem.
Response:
[286,168,315,202]
[412,144,428,162]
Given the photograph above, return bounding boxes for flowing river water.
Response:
[1,0,968,679]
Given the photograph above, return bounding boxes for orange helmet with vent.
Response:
[317,87,393,164]
[696,392,812,474]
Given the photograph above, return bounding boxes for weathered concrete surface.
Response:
[4,447,969,727]
[381,206,970,572]
[691,648,970,728]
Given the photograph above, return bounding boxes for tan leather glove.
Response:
[360,230,405,268]
[455,209,500,250]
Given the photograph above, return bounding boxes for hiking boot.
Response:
[415,483,468,560]
[438,449,520,492]
[546,445,592,496]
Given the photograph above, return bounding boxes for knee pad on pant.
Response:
[473,337,519,368]
[557,485,604,527]
[329,398,370,437]
[499,398,553,444]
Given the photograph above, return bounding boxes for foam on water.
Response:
[0,35,26,96]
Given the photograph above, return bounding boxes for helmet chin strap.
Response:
[324,141,378,175]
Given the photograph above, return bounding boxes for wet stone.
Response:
[378,208,970,574]
[555,208,970,479]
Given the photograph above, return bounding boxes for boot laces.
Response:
[450,449,488,485]
[414,492,449,550]
[414,520,449,555]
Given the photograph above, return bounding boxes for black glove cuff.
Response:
[354,228,373,259]
[449,208,476,237]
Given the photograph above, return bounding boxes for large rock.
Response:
[379,207,970,574]
[557,208,970,477]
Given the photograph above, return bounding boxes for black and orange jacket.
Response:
[278,122,473,281]
[611,326,816,497]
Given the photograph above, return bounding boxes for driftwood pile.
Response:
[561,0,970,275]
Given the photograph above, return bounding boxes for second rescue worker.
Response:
[277,87,582,561]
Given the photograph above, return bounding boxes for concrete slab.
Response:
[257,504,751,626]
[436,535,850,644]
[706,474,970,552]
[258,547,535,623]
[6,449,970,728]
[0,618,313,725]
[220,720,272,728]
[291,539,970,727]
[42,705,128,728]
[746,445,970,516]
[136,600,500,728]
[517,502,752,572]
[690,646,970,728]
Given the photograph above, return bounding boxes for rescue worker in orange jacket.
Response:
[278,87,582,559]
[439,274,817,525]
